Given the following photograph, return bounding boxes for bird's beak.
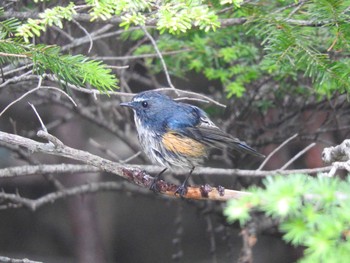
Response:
[120,101,135,108]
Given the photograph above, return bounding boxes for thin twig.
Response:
[280,143,316,170]
[140,25,178,94]
[0,77,42,116]
[154,88,226,108]
[40,85,77,106]
[121,151,142,164]
[94,49,191,61]
[0,71,34,88]
[89,138,121,161]
[174,96,210,104]
[61,24,114,51]
[72,19,94,53]
[0,80,77,117]
[258,133,298,170]
[44,74,226,107]
[0,52,27,58]
[28,103,47,132]
[3,63,33,77]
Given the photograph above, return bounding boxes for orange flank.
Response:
[162,132,206,158]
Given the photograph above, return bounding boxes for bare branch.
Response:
[28,103,47,132]
[72,19,93,53]
[0,130,248,201]
[95,49,191,61]
[258,133,298,170]
[1,131,347,201]
[140,25,177,93]
[0,77,42,116]
[280,142,316,170]
[0,182,124,211]
[0,52,27,58]
[0,163,335,180]
[0,79,76,117]
[322,139,350,164]
[0,164,99,178]
[0,256,42,263]
[326,161,350,177]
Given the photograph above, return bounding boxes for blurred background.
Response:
[1,1,349,262]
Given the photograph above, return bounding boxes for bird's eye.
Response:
[142,101,148,108]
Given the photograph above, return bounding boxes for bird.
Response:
[120,90,264,196]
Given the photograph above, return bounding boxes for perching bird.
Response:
[120,91,264,195]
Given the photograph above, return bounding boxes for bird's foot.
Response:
[149,168,167,194]
[149,178,160,193]
[174,184,188,197]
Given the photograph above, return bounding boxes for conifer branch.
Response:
[3,11,345,28]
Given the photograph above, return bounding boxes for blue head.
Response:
[120,91,200,133]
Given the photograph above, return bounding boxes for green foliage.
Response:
[17,3,76,42]
[0,6,117,92]
[134,29,262,98]
[0,40,118,92]
[7,0,350,98]
[0,15,20,39]
[220,0,244,6]
[224,174,350,263]
[155,2,220,34]
[17,1,220,38]
[130,0,350,98]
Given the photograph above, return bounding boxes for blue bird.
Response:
[120,91,264,195]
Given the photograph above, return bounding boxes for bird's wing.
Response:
[169,105,264,158]
[185,125,264,158]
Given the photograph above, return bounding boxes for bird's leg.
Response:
[175,166,195,197]
[150,167,167,192]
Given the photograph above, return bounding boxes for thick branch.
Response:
[0,131,247,201]
[0,163,333,179]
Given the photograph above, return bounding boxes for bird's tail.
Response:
[230,140,265,158]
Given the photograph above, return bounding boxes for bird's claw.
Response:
[149,179,160,193]
[174,184,188,197]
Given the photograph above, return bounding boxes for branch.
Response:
[279,142,316,170]
[0,164,99,178]
[258,133,298,170]
[140,25,177,92]
[2,130,348,201]
[322,139,350,164]
[322,139,350,177]
[0,163,334,180]
[0,256,42,263]
[0,131,247,201]
[2,11,339,28]
[0,182,125,211]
